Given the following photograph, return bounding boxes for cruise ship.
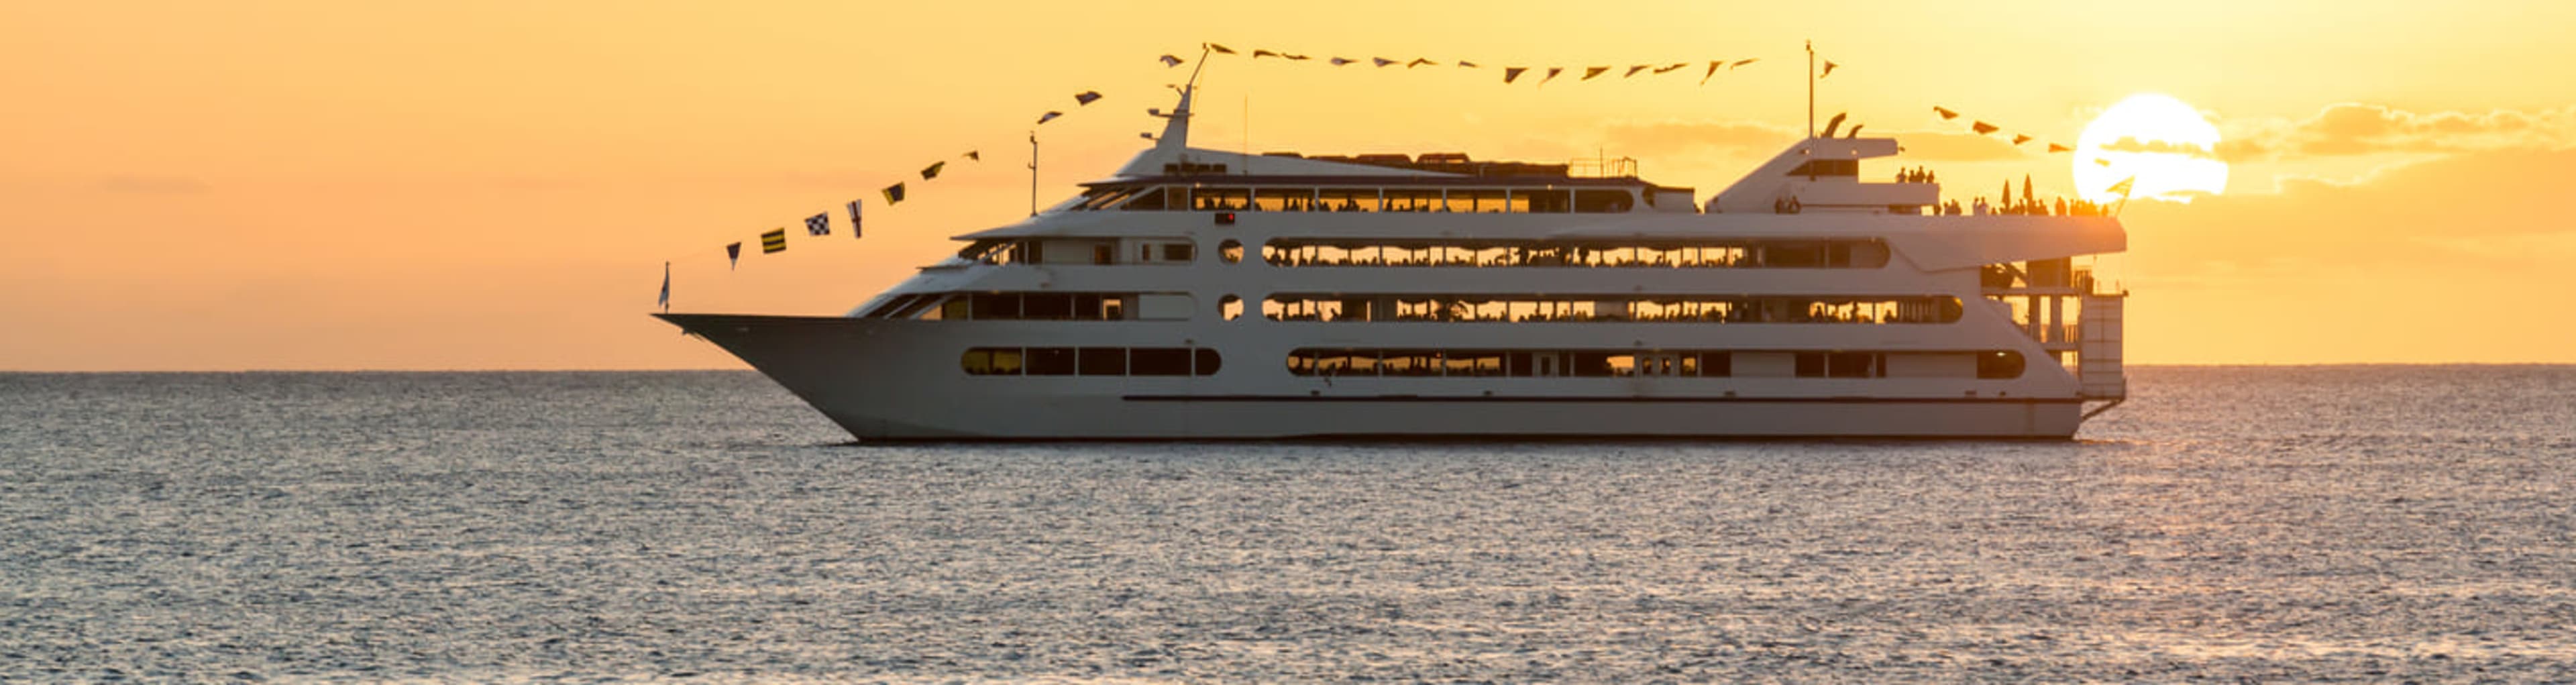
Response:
[658,85,2129,439]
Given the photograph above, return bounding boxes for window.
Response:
[1129,348,1191,376]
[1078,348,1128,376]
[1523,189,1572,213]
[1162,243,1195,262]
[1220,295,1242,320]
[1026,348,1076,376]
[1254,188,1314,211]
[1978,351,2026,379]
[1574,189,1633,213]
[1189,187,1249,211]
[1119,187,1171,211]
[1219,240,1242,263]
[1387,189,1442,212]
[1319,188,1379,211]
[1786,159,1858,177]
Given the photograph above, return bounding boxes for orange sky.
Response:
[5,1,2574,369]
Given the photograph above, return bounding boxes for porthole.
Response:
[1219,239,1242,263]
[1220,295,1243,321]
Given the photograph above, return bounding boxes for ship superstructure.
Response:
[658,86,2127,439]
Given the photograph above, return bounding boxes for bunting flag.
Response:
[761,229,786,254]
[2011,134,2033,146]
[1074,91,1102,105]
[1820,60,1839,78]
[920,161,945,180]
[1159,54,1183,67]
[2096,158,2112,166]
[2106,176,2135,199]
[882,182,906,205]
[1036,111,1061,124]
[1972,121,1999,134]
[1185,47,1774,91]
[657,262,669,311]
[2047,143,2072,154]
[805,213,829,236]
[963,150,980,161]
[1933,106,1960,119]
[846,199,863,238]
[726,242,741,269]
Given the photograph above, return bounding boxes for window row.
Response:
[1283,349,2026,379]
[1262,239,1890,269]
[1259,295,1964,324]
[1073,185,1639,213]
[962,347,1223,376]
[957,238,1197,266]
[870,292,1198,321]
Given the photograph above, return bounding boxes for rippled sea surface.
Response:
[4,367,2573,682]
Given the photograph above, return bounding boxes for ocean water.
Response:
[2,367,2572,683]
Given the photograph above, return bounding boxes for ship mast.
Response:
[1805,40,1815,140]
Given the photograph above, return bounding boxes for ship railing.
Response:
[1568,156,1638,178]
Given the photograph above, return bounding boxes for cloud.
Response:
[2118,148,2576,362]
[2219,103,2576,160]
[2099,136,2219,159]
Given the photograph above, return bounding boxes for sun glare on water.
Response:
[2074,93,2228,203]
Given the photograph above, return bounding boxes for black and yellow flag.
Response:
[2047,143,2072,154]
[1582,66,1609,81]
[1503,66,1528,83]
[1972,121,1999,134]
[921,162,945,180]
[883,182,906,205]
[760,229,786,254]
[1933,106,1960,119]
[1624,64,1650,77]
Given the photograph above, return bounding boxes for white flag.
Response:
[846,199,863,238]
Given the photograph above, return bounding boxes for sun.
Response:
[2073,93,2228,203]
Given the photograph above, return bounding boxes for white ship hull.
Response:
[663,314,2088,439]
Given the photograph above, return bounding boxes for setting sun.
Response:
[2074,93,2229,203]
